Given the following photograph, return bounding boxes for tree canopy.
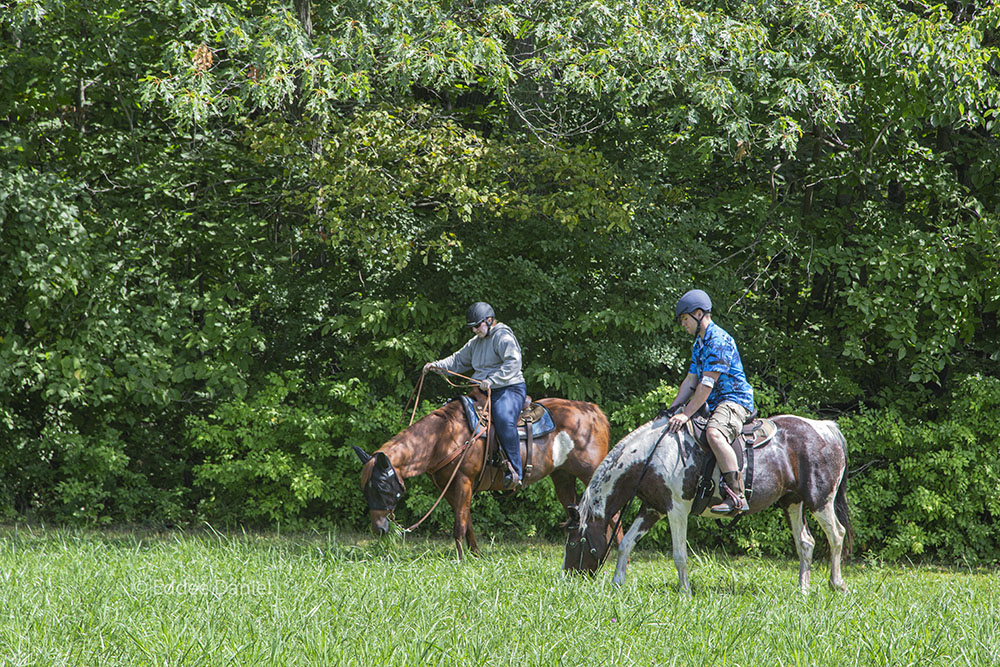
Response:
[2,0,998,559]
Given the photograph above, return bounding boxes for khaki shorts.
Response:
[707,402,750,443]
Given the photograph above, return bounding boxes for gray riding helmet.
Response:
[675,289,712,322]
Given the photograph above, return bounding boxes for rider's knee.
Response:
[705,426,726,446]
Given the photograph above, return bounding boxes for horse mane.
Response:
[378,400,466,477]
[577,419,661,526]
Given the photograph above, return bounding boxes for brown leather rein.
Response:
[397,368,493,533]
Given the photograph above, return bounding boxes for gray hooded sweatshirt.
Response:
[432,322,524,389]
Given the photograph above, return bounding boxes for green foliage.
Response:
[187,372,402,528]
[1,0,999,563]
[841,374,1000,562]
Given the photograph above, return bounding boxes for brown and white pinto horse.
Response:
[355,390,611,558]
[564,412,853,594]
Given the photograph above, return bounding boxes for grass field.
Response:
[0,526,997,666]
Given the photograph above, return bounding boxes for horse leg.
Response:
[465,521,480,557]
[551,470,579,517]
[446,477,479,560]
[667,508,692,595]
[612,507,661,587]
[784,502,815,594]
[811,498,847,592]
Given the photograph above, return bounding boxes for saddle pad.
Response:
[458,396,556,440]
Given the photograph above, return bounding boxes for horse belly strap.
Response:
[524,422,533,477]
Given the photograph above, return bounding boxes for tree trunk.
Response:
[294,0,312,38]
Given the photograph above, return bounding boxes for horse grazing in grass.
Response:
[354,390,611,558]
[564,412,853,594]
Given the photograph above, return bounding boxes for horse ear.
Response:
[373,451,391,469]
[563,504,581,531]
[352,445,373,465]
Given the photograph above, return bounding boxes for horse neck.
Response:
[380,404,464,479]
[583,423,681,526]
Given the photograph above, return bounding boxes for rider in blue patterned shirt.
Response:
[665,289,755,515]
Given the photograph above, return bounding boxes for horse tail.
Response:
[833,424,855,558]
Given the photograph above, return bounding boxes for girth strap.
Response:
[524,421,534,478]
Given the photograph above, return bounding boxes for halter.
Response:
[571,423,674,572]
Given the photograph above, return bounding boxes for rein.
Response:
[404,366,485,426]
[398,368,492,533]
[579,424,673,571]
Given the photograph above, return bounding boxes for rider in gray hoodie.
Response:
[425,302,527,489]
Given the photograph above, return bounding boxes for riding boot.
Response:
[502,461,521,491]
[711,471,749,515]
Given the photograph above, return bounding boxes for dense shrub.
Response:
[2,0,998,566]
[186,372,403,529]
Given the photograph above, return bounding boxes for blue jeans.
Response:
[491,382,527,477]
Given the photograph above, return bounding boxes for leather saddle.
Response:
[661,405,777,516]
[458,395,555,439]
[689,410,777,472]
[457,394,555,478]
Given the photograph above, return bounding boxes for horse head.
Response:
[354,446,406,536]
[562,503,611,575]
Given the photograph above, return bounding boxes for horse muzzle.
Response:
[370,511,391,536]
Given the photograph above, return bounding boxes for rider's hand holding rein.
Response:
[667,411,689,433]
[667,369,720,433]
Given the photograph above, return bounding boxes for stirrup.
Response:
[710,486,748,516]
[502,463,521,491]
[502,471,521,491]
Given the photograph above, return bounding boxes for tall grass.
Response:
[0,527,996,666]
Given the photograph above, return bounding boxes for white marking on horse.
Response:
[582,421,662,523]
[801,417,841,445]
[550,431,574,468]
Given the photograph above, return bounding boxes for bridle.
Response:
[569,423,673,572]
[379,367,493,533]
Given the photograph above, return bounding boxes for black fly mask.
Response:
[354,446,405,511]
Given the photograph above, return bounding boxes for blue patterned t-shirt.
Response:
[688,321,755,412]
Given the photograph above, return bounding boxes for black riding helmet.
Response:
[675,289,712,323]
[466,302,495,327]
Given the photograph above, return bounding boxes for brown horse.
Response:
[354,390,611,558]
[564,413,853,594]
